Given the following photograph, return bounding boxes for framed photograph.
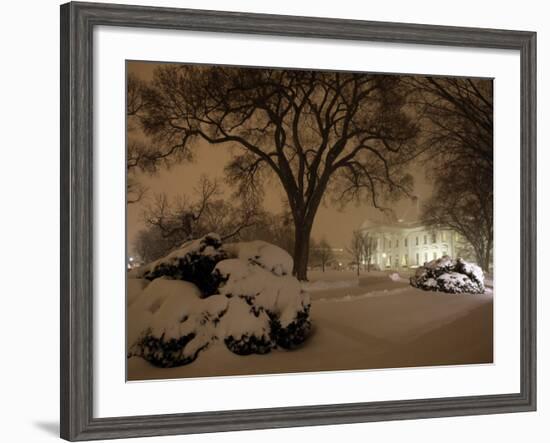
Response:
[60,1,536,441]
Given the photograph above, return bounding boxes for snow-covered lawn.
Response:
[128,269,493,381]
[303,270,411,300]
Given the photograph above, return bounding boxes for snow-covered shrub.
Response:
[134,234,228,296]
[269,304,311,349]
[213,255,311,354]
[221,296,274,355]
[410,256,485,294]
[128,236,312,366]
[388,272,403,282]
[128,278,228,367]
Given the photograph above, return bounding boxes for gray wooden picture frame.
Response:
[60,1,537,441]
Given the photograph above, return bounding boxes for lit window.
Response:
[442,231,447,242]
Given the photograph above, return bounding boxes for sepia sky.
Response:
[127,61,434,253]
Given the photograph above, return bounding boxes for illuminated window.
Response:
[441,231,447,242]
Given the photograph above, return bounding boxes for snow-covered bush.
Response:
[410,255,485,294]
[224,241,293,276]
[128,278,228,367]
[132,234,228,296]
[221,296,274,355]
[269,305,311,349]
[127,237,312,367]
[213,257,311,353]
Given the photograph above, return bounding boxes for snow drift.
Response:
[128,235,311,367]
[409,255,485,294]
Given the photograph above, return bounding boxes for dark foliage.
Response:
[132,331,205,368]
[224,334,274,356]
[269,306,312,349]
[143,234,228,296]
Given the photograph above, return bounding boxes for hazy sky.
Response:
[127,61,433,252]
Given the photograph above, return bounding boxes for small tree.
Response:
[363,232,376,272]
[310,238,334,272]
[347,231,365,276]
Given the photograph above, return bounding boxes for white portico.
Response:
[359,220,460,269]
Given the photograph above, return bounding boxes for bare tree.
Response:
[422,168,493,271]
[310,238,335,272]
[347,231,366,276]
[133,226,180,263]
[126,74,193,204]
[143,176,260,249]
[127,73,147,121]
[139,66,420,279]
[407,76,492,176]
[362,232,376,272]
[409,76,493,271]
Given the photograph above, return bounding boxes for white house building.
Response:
[358,220,461,270]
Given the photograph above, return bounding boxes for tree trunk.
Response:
[292,221,313,281]
[289,184,327,281]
